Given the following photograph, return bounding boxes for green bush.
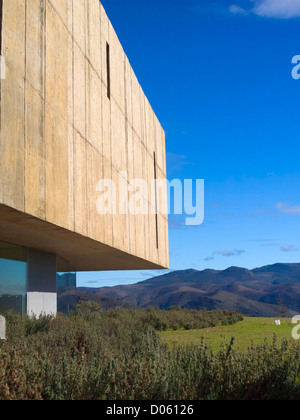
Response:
[25,314,54,337]
[1,307,300,400]
[76,301,103,320]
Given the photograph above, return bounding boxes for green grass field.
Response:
[161,317,296,352]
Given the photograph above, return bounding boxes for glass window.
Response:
[0,241,27,316]
[57,255,77,314]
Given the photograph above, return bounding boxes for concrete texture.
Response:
[0,0,169,271]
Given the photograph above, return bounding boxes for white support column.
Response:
[27,292,57,317]
[0,315,6,340]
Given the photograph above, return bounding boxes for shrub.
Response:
[76,301,103,319]
[2,306,299,400]
[25,314,54,337]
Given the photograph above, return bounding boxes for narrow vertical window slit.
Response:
[106,42,111,100]
[153,152,159,249]
[0,0,3,56]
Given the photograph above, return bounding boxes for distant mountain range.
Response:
[78,263,300,317]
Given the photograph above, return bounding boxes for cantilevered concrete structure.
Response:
[0,0,169,316]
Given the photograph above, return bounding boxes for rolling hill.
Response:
[57,289,135,314]
[78,263,300,317]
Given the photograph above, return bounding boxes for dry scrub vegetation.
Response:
[1,304,300,400]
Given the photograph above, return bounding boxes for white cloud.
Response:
[253,0,300,19]
[214,249,245,257]
[281,244,299,253]
[230,0,300,19]
[276,202,300,215]
[229,4,249,14]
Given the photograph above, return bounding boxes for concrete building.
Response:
[0,0,169,316]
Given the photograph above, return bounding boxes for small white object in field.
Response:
[0,316,6,340]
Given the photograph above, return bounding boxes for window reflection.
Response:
[57,255,77,314]
[0,242,27,316]
[0,241,77,316]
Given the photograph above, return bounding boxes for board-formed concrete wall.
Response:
[0,0,169,271]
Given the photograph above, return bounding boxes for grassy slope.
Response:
[161,317,296,352]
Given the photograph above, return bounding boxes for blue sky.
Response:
[78,0,300,287]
